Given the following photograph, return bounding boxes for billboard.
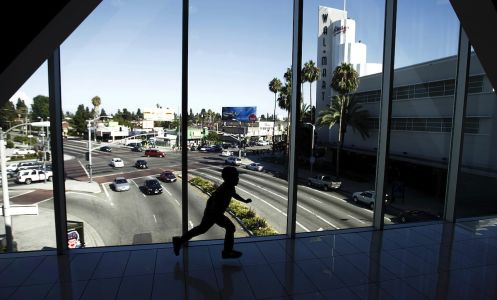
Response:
[222,107,257,122]
[143,108,174,122]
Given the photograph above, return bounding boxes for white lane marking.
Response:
[347,214,365,224]
[66,192,101,199]
[153,214,157,223]
[308,197,322,204]
[130,179,140,188]
[301,185,347,201]
[316,215,339,229]
[101,184,114,207]
[195,171,310,232]
[10,191,34,198]
[173,198,180,206]
[163,187,172,196]
[78,160,89,177]
[189,220,194,228]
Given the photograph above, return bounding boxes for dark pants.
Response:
[180,214,236,251]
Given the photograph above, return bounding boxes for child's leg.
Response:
[215,215,236,251]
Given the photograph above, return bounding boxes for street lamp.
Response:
[305,123,316,174]
[37,117,50,183]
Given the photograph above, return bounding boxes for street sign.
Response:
[310,156,316,165]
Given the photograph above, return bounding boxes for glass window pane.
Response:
[1,61,55,252]
[387,0,459,225]
[61,1,182,248]
[297,0,385,232]
[456,53,497,218]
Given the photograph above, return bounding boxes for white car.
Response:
[225,156,241,166]
[352,190,389,209]
[221,150,233,157]
[257,141,270,146]
[13,148,29,155]
[110,158,124,168]
[246,162,264,171]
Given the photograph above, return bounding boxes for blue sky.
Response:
[11,0,459,117]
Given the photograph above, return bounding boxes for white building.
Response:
[316,6,382,142]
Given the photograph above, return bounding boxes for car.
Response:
[159,171,177,182]
[143,179,163,195]
[221,150,233,157]
[352,190,389,209]
[256,140,270,146]
[246,162,264,171]
[397,210,439,223]
[307,175,342,191]
[144,149,165,157]
[6,163,19,172]
[16,169,53,184]
[100,146,112,152]
[134,159,148,169]
[113,177,130,192]
[225,156,242,166]
[131,146,143,152]
[110,158,124,168]
[13,148,29,155]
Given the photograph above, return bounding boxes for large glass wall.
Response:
[387,0,459,225]
[187,0,292,240]
[296,0,384,232]
[60,1,182,248]
[0,61,56,252]
[456,51,497,219]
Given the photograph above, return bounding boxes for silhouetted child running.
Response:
[173,166,252,259]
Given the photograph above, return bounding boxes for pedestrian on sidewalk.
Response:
[172,166,252,259]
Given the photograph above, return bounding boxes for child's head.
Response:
[222,166,239,186]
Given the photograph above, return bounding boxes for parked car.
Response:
[397,210,439,223]
[256,141,270,146]
[110,158,124,168]
[113,177,130,192]
[16,169,53,184]
[307,175,342,191]
[159,171,177,182]
[225,156,242,166]
[246,162,264,171]
[13,148,29,155]
[143,179,163,195]
[144,149,165,157]
[134,159,148,169]
[100,146,112,152]
[352,190,389,209]
[6,163,20,172]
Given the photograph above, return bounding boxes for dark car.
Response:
[144,149,165,157]
[100,146,112,152]
[135,160,148,169]
[398,210,440,223]
[159,171,177,182]
[143,179,163,195]
[131,146,143,152]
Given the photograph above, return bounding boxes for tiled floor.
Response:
[1,218,497,299]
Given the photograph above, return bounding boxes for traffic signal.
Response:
[85,151,89,161]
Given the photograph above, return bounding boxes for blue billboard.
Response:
[222,107,257,122]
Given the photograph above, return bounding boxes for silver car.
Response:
[246,162,264,171]
[113,177,130,192]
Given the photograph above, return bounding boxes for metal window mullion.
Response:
[181,0,189,235]
[286,0,303,238]
[444,26,470,222]
[48,47,68,254]
[373,0,397,230]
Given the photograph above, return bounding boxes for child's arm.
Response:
[233,192,252,203]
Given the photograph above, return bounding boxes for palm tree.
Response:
[269,78,282,149]
[91,96,101,119]
[302,60,320,123]
[318,62,368,177]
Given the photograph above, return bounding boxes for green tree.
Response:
[317,63,369,176]
[0,100,17,129]
[15,98,29,123]
[30,95,50,121]
[205,131,219,143]
[302,60,320,123]
[269,77,282,150]
[100,108,107,117]
[135,108,143,120]
[72,104,91,135]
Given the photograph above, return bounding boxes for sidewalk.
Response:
[244,153,444,216]
[8,179,102,194]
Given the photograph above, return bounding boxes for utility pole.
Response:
[87,121,93,183]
